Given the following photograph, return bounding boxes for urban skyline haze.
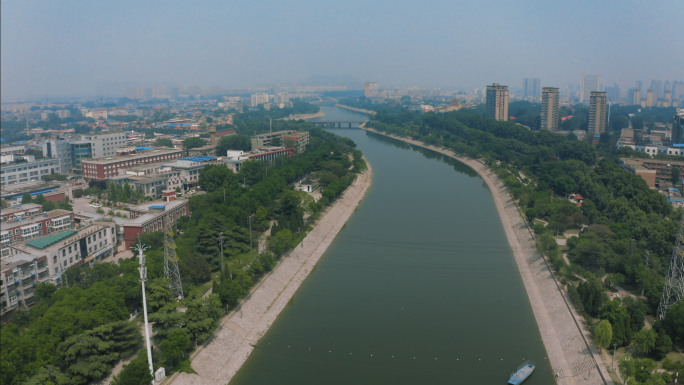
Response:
[1,0,683,99]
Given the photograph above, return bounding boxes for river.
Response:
[230,104,555,384]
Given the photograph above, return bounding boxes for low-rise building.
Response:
[1,209,75,257]
[0,155,62,186]
[1,254,51,316]
[619,158,682,188]
[5,221,117,286]
[1,203,44,223]
[82,147,183,181]
[251,130,309,154]
[123,191,189,250]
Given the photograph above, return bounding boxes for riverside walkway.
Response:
[169,161,373,385]
[361,127,612,385]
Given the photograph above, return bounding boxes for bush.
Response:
[111,351,154,385]
[533,223,547,234]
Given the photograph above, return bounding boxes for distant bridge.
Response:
[309,120,366,128]
[304,96,339,103]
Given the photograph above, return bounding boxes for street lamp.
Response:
[611,342,617,370]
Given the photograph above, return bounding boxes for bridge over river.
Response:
[309,119,367,128]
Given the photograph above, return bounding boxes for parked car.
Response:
[89,203,102,208]
[187,190,196,195]
[84,195,91,199]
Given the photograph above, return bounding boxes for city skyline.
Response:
[2,0,683,100]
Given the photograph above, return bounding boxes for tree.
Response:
[58,321,142,384]
[610,115,629,131]
[111,351,154,385]
[663,301,684,341]
[216,134,251,155]
[198,164,236,193]
[672,167,680,185]
[155,138,174,147]
[594,320,613,352]
[268,229,293,256]
[654,329,673,360]
[270,137,282,146]
[183,137,206,151]
[22,193,33,204]
[24,148,44,159]
[633,329,657,354]
[632,115,644,130]
[35,282,57,301]
[161,329,190,366]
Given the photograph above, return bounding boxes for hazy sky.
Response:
[2,0,683,99]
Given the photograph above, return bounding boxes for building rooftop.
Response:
[1,203,43,216]
[129,198,187,213]
[82,148,182,165]
[25,230,78,250]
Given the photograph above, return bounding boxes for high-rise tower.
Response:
[541,87,559,131]
[580,75,602,104]
[486,83,509,121]
[588,91,607,135]
[523,78,541,100]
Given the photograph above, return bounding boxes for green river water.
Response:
[230,105,556,384]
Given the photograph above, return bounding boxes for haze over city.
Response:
[2,0,683,100]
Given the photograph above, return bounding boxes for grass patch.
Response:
[565,229,580,235]
[176,359,198,374]
[192,272,220,297]
[559,245,570,252]
[555,235,566,239]
[533,219,546,226]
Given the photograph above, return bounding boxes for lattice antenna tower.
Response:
[164,221,184,300]
[658,210,684,318]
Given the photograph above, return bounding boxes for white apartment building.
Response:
[251,93,270,107]
[83,109,109,119]
[5,221,117,287]
[41,138,73,174]
[0,156,61,186]
[78,132,128,158]
[580,75,602,104]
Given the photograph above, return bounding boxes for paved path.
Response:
[361,128,612,385]
[169,161,373,385]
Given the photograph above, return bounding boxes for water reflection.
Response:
[364,130,479,178]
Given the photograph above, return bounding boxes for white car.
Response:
[84,195,91,199]
[89,203,102,208]
[187,190,196,195]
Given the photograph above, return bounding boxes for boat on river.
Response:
[508,361,535,385]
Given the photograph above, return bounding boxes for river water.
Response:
[231,105,555,384]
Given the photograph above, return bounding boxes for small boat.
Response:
[508,361,535,385]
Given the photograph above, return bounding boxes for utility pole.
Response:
[641,251,650,296]
[611,342,616,370]
[135,237,155,385]
[219,232,225,273]
[248,215,253,252]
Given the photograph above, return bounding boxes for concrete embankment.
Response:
[279,111,325,120]
[335,104,376,115]
[170,160,373,385]
[359,126,612,385]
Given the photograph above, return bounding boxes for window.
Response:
[63,261,66,267]
[55,267,59,274]
[54,256,57,264]
[68,246,71,254]
[62,250,66,257]
[69,257,72,263]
